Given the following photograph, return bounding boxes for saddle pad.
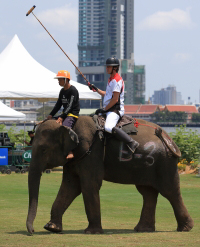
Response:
[121,121,138,135]
[92,114,138,134]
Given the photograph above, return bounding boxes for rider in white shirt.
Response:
[89,57,139,153]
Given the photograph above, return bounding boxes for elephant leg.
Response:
[44,169,81,233]
[80,177,103,234]
[134,185,158,232]
[82,187,103,234]
[158,174,194,232]
[170,196,193,232]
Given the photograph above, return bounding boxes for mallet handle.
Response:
[33,11,89,83]
[26,5,36,16]
[27,7,89,85]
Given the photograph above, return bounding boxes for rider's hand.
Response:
[88,83,98,92]
[47,115,52,120]
[95,108,106,115]
[56,117,63,125]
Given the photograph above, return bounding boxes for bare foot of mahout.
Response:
[66,151,74,159]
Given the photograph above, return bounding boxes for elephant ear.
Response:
[59,126,79,154]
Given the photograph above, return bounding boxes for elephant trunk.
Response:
[26,165,42,234]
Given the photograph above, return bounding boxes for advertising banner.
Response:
[22,150,32,162]
[0,148,8,166]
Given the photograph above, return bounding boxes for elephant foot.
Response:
[84,226,104,234]
[134,223,155,232]
[44,221,62,233]
[177,218,194,232]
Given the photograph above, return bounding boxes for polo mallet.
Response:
[26,5,94,90]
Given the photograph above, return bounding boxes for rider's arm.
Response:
[96,88,106,97]
[49,91,62,117]
[104,92,120,111]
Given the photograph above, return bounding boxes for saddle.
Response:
[92,114,138,140]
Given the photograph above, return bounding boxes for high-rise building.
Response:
[166,85,176,104]
[152,85,184,105]
[132,65,145,104]
[77,0,135,107]
[176,92,184,105]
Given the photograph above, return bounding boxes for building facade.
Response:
[176,92,184,105]
[152,85,183,105]
[77,0,135,107]
[0,99,13,107]
[132,65,145,104]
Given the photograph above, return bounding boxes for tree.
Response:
[0,124,29,147]
[0,124,6,132]
[151,111,187,122]
[192,113,200,122]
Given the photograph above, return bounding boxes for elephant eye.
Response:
[38,144,49,153]
[42,148,47,154]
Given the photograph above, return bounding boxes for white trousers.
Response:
[104,111,120,133]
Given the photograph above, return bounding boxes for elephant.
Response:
[26,116,194,234]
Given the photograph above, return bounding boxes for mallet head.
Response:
[26,5,36,16]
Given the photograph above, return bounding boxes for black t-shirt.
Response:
[49,85,80,119]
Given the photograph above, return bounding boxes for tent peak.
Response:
[0,34,27,62]
[13,34,21,43]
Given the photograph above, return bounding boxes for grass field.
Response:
[0,172,200,247]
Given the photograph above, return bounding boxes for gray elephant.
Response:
[26,116,194,234]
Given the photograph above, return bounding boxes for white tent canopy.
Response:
[0,101,26,121]
[0,35,101,102]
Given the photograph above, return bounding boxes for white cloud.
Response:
[137,8,195,30]
[36,4,78,32]
[173,53,192,63]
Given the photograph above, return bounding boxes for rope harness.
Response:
[133,118,172,141]
[134,118,172,142]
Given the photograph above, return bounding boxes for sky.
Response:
[0,0,200,103]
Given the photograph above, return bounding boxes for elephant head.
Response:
[26,120,79,234]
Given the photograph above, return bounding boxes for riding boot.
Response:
[112,127,139,153]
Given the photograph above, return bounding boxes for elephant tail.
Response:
[155,128,181,158]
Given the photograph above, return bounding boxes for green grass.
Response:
[0,173,200,247]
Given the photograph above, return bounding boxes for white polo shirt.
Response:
[103,73,125,116]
